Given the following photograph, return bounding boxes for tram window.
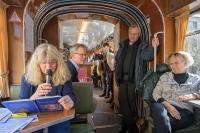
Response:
[185,10,200,75]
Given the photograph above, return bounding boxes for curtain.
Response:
[0,0,10,98]
[175,11,189,51]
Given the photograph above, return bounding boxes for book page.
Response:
[35,96,63,112]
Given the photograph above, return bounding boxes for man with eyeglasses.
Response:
[66,43,87,82]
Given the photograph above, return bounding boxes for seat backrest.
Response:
[10,85,20,100]
[138,64,171,102]
[72,82,93,114]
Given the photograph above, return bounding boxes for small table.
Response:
[18,109,75,133]
[188,100,200,108]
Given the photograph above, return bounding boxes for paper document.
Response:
[0,108,12,122]
[0,117,34,133]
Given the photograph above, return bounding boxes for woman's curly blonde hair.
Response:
[167,51,194,68]
[26,43,71,86]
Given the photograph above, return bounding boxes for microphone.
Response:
[46,69,52,84]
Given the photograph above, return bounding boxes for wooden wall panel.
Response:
[139,1,164,65]
[167,0,195,15]
[164,17,175,59]
[155,0,176,60]
[42,17,59,47]
[119,22,128,42]
[7,7,24,84]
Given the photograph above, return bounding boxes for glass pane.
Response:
[187,10,200,33]
[62,19,115,49]
[185,33,200,75]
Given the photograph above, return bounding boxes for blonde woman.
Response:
[151,51,200,133]
[20,43,75,133]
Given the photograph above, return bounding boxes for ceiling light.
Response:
[78,21,89,43]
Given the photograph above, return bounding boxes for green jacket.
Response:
[137,64,171,102]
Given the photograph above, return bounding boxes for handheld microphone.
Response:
[46,69,52,84]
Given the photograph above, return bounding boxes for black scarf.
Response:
[173,72,189,84]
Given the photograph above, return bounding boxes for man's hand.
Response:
[162,101,181,120]
[152,37,159,47]
[59,95,74,110]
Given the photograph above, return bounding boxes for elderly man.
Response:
[66,43,87,82]
[115,24,159,133]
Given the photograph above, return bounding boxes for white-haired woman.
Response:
[20,43,75,133]
[151,51,200,133]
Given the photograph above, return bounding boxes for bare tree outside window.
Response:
[185,11,200,75]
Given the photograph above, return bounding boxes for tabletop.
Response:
[18,108,75,133]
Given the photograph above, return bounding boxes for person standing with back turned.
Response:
[115,24,159,133]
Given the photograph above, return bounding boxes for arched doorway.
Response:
[24,0,150,48]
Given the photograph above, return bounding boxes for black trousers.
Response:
[118,82,137,132]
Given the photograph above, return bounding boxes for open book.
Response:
[1,96,63,113]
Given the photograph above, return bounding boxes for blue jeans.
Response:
[106,71,113,97]
[33,121,71,133]
[151,103,193,133]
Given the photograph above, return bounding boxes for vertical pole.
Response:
[154,45,157,72]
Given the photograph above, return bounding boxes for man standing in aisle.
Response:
[115,24,159,133]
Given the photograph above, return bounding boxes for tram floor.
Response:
[92,87,121,133]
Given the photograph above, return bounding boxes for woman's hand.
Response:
[59,95,74,110]
[30,83,52,99]
[178,94,196,101]
[162,101,181,120]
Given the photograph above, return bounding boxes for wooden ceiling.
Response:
[126,0,146,8]
[25,0,147,23]
[2,0,26,7]
[2,0,146,8]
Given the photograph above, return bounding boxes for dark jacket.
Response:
[19,75,76,103]
[66,60,79,82]
[115,38,154,87]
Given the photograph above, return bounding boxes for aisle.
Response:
[92,87,121,133]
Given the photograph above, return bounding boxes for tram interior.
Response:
[1,0,200,133]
